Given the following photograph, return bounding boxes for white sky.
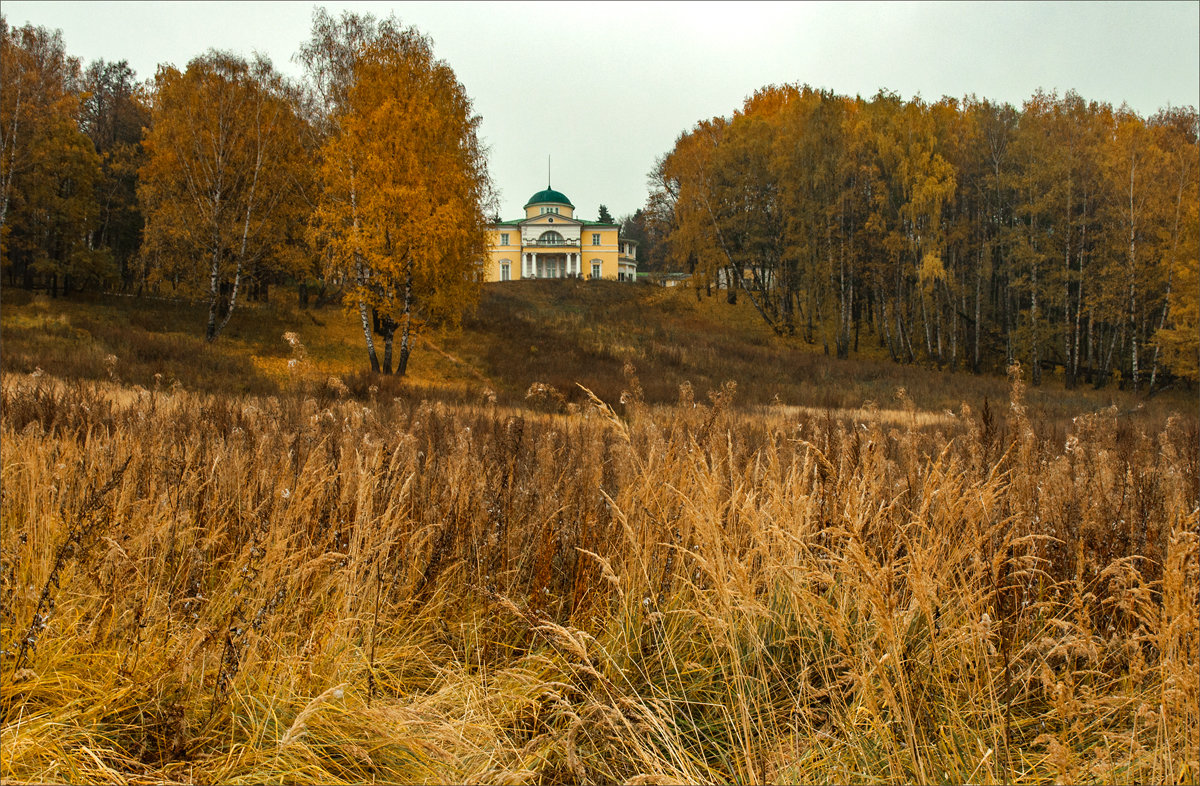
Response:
[4,1,1198,221]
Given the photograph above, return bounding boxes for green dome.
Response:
[524,187,574,208]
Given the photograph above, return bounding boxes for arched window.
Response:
[538,230,564,245]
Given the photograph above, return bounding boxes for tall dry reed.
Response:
[1,365,1196,784]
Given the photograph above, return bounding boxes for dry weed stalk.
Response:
[0,370,1195,785]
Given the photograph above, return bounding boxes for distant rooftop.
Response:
[523,187,574,209]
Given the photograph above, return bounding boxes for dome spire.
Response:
[547,154,551,189]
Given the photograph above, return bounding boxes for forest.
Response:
[648,85,1198,390]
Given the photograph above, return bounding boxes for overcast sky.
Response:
[4,1,1198,220]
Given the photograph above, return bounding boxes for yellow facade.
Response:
[484,186,637,283]
[525,202,574,219]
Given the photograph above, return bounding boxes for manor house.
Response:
[484,186,637,282]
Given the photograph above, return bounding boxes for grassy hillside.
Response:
[2,282,1190,429]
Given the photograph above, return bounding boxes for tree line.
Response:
[4,15,1195,388]
[649,85,1199,389]
[0,9,491,375]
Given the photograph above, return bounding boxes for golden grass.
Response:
[767,404,958,429]
[1,365,1197,784]
[5,285,1194,434]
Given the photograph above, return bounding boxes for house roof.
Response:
[491,217,617,229]
[523,187,575,209]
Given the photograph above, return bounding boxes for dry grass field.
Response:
[5,282,1192,423]
[1,353,1197,784]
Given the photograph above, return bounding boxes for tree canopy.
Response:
[651,85,1199,387]
[1,18,107,295]
[304,9,492,375]
[139,51,309,341]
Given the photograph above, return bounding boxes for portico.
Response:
[524,251,583,279]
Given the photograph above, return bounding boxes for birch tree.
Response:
[138,51,306,341]
[1148,108,1199,387]
[305,12,491,375]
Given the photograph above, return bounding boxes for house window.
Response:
[538,230,564,245]
[591,261,602,279]
[500,260,511,281]
[540,206,559,215]
[500,233,509,246]
[592,233,601,245]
